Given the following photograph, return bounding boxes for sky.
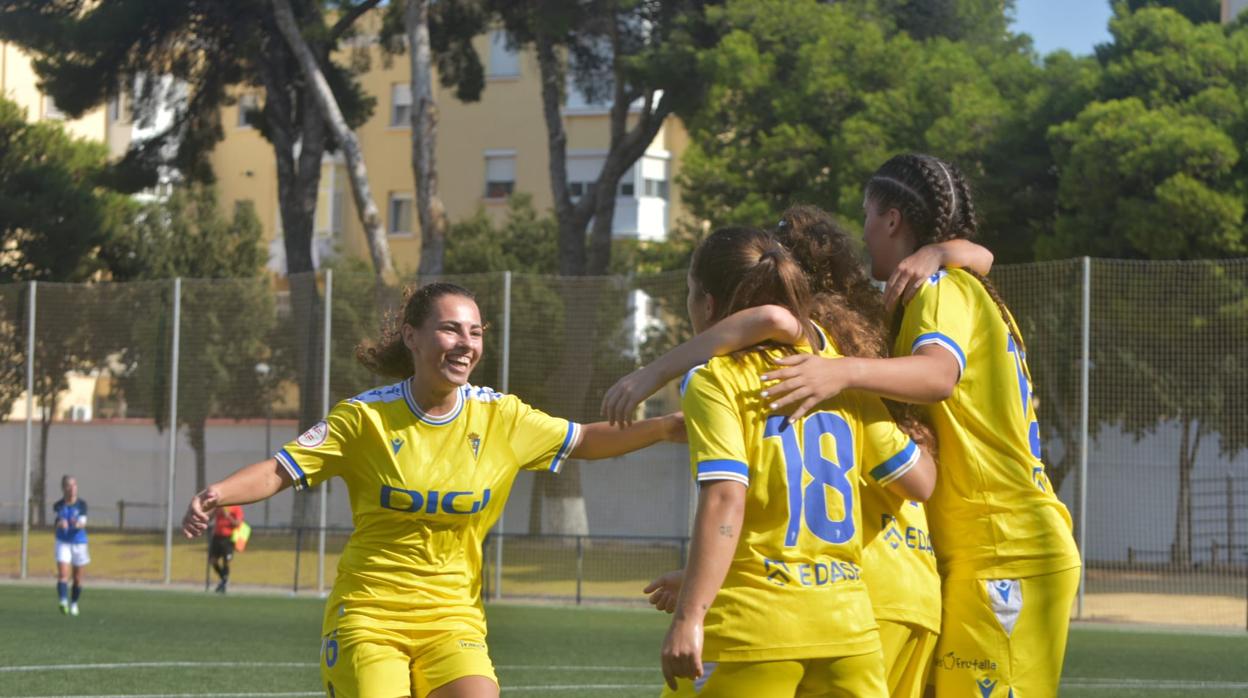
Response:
[1012,0,1114,56]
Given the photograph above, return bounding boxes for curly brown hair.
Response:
[772,205,937,456]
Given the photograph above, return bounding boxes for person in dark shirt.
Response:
[208,504,244,593]
[53,475,89,616]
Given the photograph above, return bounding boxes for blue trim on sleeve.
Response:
[275,448,310,490]
[870,439,920,486]
[679,362,709,398]
[696,459,750,485]
[549,422,582,473]
[911,332,966,375]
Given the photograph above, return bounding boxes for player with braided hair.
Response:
[762,154,1081,698]
[605,205,993,698]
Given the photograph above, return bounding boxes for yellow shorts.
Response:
[929,566,1080,697]
[320,624,496,698]
[878,620,938,698]
[660,649,888,698]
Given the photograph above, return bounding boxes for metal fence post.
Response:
[493,271,511,601]
[317,269,332,595]
[163,278,182,585]
[575,535,584,606]
[19,280,36,579]
[1077,257,1091,619]
[294,526,303,594]
[1226,474,1234,566]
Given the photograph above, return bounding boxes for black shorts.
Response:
[209,535,235,560]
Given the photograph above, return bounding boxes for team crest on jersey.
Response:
[881,514,904,550]
[468,432,481,460]
[297,421,328,448]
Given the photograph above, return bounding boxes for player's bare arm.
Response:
[884,240,994,312]
[661,480,744,689]
[183,459,292,538]
[885,445,937,503]
[570,412,686,460]
[761,345,961,422]
[601,304,802,427]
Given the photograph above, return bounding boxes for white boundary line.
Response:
[0,661,653,674]
[11,680,1248,698]
[5,661,1248,695]
[1063,678,1248,690]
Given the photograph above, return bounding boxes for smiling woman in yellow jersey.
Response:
[761,155,1081,698]
[181,282,684,698]
[659,227,937,697]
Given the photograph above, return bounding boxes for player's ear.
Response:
[401,323,419,352]
[885,207,902,235]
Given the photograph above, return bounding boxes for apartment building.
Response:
[210,29,689,275]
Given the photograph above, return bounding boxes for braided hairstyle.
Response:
[355,282,479,379]
[771,205,937,457]
[865,154,1025,356]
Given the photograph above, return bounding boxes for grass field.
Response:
[2,584,1247,697]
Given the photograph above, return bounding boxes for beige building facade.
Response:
[211,29,689,275]
[0,41,133,159]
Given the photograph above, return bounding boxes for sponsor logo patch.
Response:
[297,421,329,448]
[934,651,998,673]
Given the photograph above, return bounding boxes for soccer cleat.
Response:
[69,603,79,616]
[58,601,68,615]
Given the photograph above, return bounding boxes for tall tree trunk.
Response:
[407,0,450,278]
[258,32,328,528]
[35,394,57,527]
[535,36,590,277]
[271,0,397,285]
[1172,416,1202,566]
[526,21,674,535]
[190,418,207,495]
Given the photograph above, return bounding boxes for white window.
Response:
[487,30,520,78]
[43,95,64,120]
[619,165,636,197]
[388,193,413,235]
[391,83,412,127]
[316,164,348,237]
[566,152,603,201]
[237,94,258,128]
[331,167,346,235]
[108,94,123,122]
[484,152,516,199]
[640,156,669,200]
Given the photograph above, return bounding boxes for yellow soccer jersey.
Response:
[895,268,1080,580]
[275,381,580,635]
[681,326,920,662]
[859,483,940,633]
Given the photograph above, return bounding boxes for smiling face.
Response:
[402,294,484,392]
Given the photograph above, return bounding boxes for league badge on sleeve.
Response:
[297,421,329,448]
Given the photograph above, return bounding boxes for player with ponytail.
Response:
[658,226,936,696]
[762,154,1081,697]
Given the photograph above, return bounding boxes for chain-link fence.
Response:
[1,260,1245,628]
